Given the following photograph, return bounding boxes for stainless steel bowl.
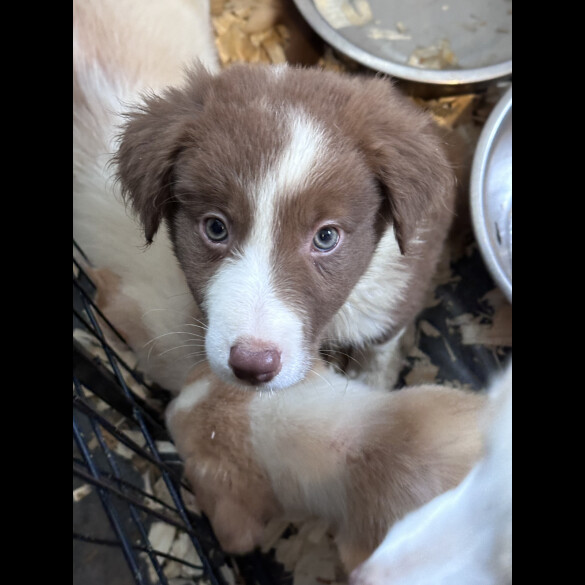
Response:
[293,0,512,90]
[470,86,512,302]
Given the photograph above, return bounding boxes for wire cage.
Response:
[73,242,292,585]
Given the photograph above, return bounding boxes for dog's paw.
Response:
[209,498,268,555]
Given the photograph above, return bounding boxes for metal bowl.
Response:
[293,0,512,90]
[470,86,512,302]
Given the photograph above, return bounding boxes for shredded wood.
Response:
[314,0,372,29]
[73,484,92,503]
[414,94,477,129]
[367,26,411,41]
[212,0,289,65]
[407,38,458,70]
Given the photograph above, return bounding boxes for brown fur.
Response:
[169,364,282,553]
[115,63,456,365]
[167,364,486,572]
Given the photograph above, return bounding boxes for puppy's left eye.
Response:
[313,226,340,251]
[204,217,228,242]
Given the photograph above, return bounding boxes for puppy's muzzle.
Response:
[229,340,282,385]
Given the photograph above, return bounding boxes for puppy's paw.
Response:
[209,498,268,554]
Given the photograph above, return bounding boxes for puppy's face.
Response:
[116,64,453,390]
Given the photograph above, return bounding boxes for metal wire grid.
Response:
[73,244,232,585]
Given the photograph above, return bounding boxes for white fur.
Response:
[204,245,308,390]
[204,110,328,390]
[266,109,329,197]
[73,0,219,391]
[167,377,211,417]
[248,371,380,521]
[350,364,512,585]
[325,229,412,345]
[74,1,448,394]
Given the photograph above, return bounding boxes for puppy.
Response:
[74,0,456,393]
[73,0,220,391]
[166,361,486,573]
[349,364,512,585]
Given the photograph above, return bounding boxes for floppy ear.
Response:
[352,78,456,255]
[114,66,213,243]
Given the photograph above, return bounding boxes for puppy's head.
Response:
[115,63,454,390]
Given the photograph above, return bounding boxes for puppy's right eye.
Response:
[204,217,228,242]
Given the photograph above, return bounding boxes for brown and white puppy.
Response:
[115,64,457,392]
[166,362,486,573]
[349,363,512,585]
[74,0,456,393]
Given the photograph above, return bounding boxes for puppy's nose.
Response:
[229,342,281,385]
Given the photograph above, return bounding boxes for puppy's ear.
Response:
[114,66,212,243]
[353,77,456,255]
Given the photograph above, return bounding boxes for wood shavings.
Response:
[403,346,440,386]
[314,0,372,29]
[165,532,204,579]
[212,0,289,65]
[148,521,177,554]
[219,564,238,585]
[73,328,149,401]
[155,440,178,454]
[407,38,458,70]
[316,46,361,73]
[419,320,441,338]
[269,519,344,584]
[367,27,410,41]
[446,289,512,347]
[414,94,477,129]
[260,517,292,552]
[145,522,178,583]
[73,484,92,502]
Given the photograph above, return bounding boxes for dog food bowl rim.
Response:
[470,85,512,303]
[293,0,512,87]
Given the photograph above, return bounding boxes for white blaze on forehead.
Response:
[251,109,328,243]
[203,110,327,390]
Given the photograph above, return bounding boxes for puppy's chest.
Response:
[247,397,358,508]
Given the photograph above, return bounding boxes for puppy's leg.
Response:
[184,457,280,555]
[167,371,282,554]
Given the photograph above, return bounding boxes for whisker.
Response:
[156,343,207,358]
[308,367,336,391]
[178,357,208,369]
[181,350,208,360]
[182,323,208,332]
[319,342,365,369]
[143,330,205,348]
[139,306,208,324]
[317,356,346,376]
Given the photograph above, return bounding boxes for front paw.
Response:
[209,498,268,554]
